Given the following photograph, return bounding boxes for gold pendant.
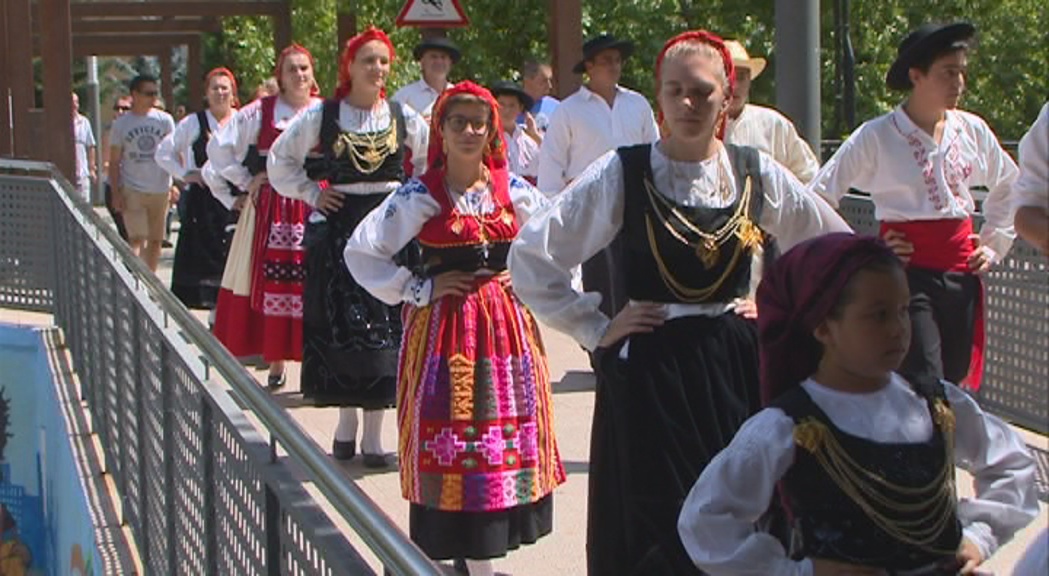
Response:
[736,220,763,250]
[450,218,464,235]
[501,209,513,226]
[364,147,382,165]
[332,137,346,158]
[695,238,720,269]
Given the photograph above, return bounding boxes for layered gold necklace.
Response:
[331,119,398,175]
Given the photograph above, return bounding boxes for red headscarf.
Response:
[205,67,240,108]
[334,26,396,101]
[425,81,507,174]
[275,43,320,97]
[757,233,898,406]
[655,30,737,139]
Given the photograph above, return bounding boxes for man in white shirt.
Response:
[391,36,460,122]
[810,22,1018,390]
[521,60,559,134]
[536,34,659,197]
[1012,103,1048,255]
[537,33,659,321]
[72,92,97,203]
[108,74,177,272]
[723,40,820,183]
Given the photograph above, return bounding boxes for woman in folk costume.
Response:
[205,44,321,386]
[156,67,239,310]
[343,82,564,575]
[267,28,428,466]
[509,31,851,575]
[678,234,1037,575]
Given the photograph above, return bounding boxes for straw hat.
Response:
[724,40,767,79]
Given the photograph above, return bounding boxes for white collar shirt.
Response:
[536,84,659,196]
[809,105,1019,260]
[505,124,540,179]
[725,103,821,183]
[1012,102,1048,212]
[391,78,454,122]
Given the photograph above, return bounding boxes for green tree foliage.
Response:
[201,0,1045,139]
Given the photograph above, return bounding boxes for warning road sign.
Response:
[395,0,470,28]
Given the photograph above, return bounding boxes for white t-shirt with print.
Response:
[109,108,175,193]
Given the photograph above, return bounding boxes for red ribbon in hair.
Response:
[655,30,737,139]
[205,67,240,108]
[274,43,320,97]
[424,80,508,175]
[334,26,396,101]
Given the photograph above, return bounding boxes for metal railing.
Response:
[0,158,441,576]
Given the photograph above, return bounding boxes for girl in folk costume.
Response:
[678,234,1038,575]
[267,28,428,466]
[509,31,850,575]
[205,44,321,386]
[344,82,564,575]
[809,23,1019,392]
[156,67,238,310]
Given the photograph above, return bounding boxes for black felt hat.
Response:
[573,34,635,74]
[489,81,535,112]
[413,37,462,64]
[886,22,976,91]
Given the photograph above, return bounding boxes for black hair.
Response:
[911,40,970,75]
[129,74,158,94]
[826,252,905,320]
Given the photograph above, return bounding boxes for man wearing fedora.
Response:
[491,80,542,183]
[536,33,658,197]
[392,36,460,122]
[811,22,1018,398]
[723,40,820,183]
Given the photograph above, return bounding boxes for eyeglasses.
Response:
[444,114,489,133]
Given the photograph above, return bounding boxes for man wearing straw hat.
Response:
[723,40,820,183]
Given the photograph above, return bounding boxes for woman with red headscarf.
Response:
[205,44,321,385]
[268,28,428,467]
[343,82,563,574]
[157,67,239,310]
[509,31,851,574]
[677,233,1037,575]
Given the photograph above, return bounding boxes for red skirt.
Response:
[212,185,306,362]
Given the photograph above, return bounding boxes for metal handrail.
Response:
[0,157,441,576]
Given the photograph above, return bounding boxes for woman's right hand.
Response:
[810,558,887,576]
[232,196,247,212]
[316,187,345,214]
[432,270,476,299]
[597,302,667,349]
[246,173,269,199]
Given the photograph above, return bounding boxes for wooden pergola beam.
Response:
[71,1,282,18]
[72,17,222,34]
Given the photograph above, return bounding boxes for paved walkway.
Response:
[6,214,1045,574]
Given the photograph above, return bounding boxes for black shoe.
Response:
[361,452,393,469]
[267,372,286,388]
[332,439,356,461]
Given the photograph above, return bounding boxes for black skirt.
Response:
[301,193,402,409]
[588,313,760,576]
[170,183,235,309]
[409,495,554,561]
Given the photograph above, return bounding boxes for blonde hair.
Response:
[660,40,729,93]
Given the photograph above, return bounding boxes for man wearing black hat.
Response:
[491,81,542,182]
[392,36,461,122]
[537,33,658,197]
[811,22,1018,399]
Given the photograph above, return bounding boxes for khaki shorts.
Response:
[122,187,169,242]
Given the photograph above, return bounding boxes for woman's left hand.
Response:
[954,537,984,574]
[733,298,757,319]
[967,235,994,274]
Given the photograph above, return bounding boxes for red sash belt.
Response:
[880,219,985,390]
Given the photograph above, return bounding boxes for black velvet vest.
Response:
[618,143,765,303]
[191,110,211,169]
[306,99,406,185]
[773,379,963,571]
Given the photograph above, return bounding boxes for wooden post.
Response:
[8,0,35,158]
[38,0,75,179]
[188,40,204,111]
[547,0,582,99]
[0,0,12,155]
[273,0,293,58]
[336,2,357,51]
[160,47,174,111]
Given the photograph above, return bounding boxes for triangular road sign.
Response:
[396,0,470,28]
